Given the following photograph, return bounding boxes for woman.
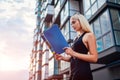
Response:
[55,13,98,80]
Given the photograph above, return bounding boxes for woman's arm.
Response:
[65,33,98,63]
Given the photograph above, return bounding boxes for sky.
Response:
[0,0,36,80]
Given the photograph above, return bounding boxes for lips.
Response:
[73,27,76,31]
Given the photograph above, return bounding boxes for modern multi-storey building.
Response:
[29,0,120,80]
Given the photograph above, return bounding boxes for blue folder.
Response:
[43,24,69,54]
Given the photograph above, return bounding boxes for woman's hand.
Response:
[54,54,63,60]
[64,47,75,56]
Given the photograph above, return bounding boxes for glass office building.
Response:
[29,0,120,80]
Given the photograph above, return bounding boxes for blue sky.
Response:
[0,0,36,80]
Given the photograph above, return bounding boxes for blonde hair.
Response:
[70,13,91,33]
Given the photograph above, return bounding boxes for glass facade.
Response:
[42,66,45,80]
[61,1,69,26]
[60,53,70,71]
[98,0,106,8]
[103,32,113,49]
[114,31,120,45]
[91,10,114,52]
[110,9,120,45]
[100,11,111,34]
[48,58,59,76]
[61,21,70,40]
[54,0,60,19]
[108,0,120,4]
[83,0,106,19]
[94,18,102,38]
[48,58,54,76]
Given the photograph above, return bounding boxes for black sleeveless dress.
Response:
[69,32,93,80]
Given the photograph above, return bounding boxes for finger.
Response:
[63,47,69,51]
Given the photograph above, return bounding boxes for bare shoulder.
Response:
[86,33,94,37]
[85,32,95,40]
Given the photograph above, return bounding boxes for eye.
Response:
[71,21,76,24]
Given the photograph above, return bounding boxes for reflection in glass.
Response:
[54,59,59,74]
[61,21,69,40]
[60,53,70,71]
[91,2,97,15]
[84,0,106,19]
[94,18,102,38]
[61,1,69,26]
[91,0,96,4]
[84,0,90,12]
[54,1,60,19]
[48,58,54,76]
[60,0,65,7]
[98,0,106,8]
[110,9,120,30]
[97,39,103,52]
[114,31,120,45]
[70,31,76,39]
[103,33,113,49]
[100,10,111,34]
[117,0,120,4]
[90,24,94,33]
[108,0,120,4]
[85,9,92,19]
[108,0,115,3]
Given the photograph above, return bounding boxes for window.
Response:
[84,0,90,12]
[114,31,120,45]
[103,33,113,49]
[60,0,65,7]
[84,0,106,19]
[70,21,77,41]
[110,9,120,45]
[60,53,70,71]
[100,10,111,34]
[90,24,94,32]
[70,31,76,40]
[110,9,120,30]
[98,0,106,8]
[54,0,60,19]
[85,9,92,19]
[94,18,102,38]
[61,21,70,40]
[91,0,96,4]
[91,2,97,15]
[108,0,120,4]
[117,0,120,4]
[42,67,45,80]
[54,0,58,5]
[61,1,69,26]
[54,59,59,74]
[97,39,103,52]
[48,58,54,76]
[91,9,114,52]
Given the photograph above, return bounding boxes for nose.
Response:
[72,24,75,28]
[71,24,74,27]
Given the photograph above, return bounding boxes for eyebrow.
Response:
[71,21,76,23]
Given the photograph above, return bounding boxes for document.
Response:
[43,24,69,54]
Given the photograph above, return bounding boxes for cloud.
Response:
[0,0,36,79]
[0,70,29,80]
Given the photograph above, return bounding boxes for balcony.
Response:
[60,0,79,27]
[97,46,120,64]
[44,4,54,22]
[46,0,53,5]
[41,1,47,11]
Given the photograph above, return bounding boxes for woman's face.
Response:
[70,18,81,32]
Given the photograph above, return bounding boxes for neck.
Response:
[77,30,84,36]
